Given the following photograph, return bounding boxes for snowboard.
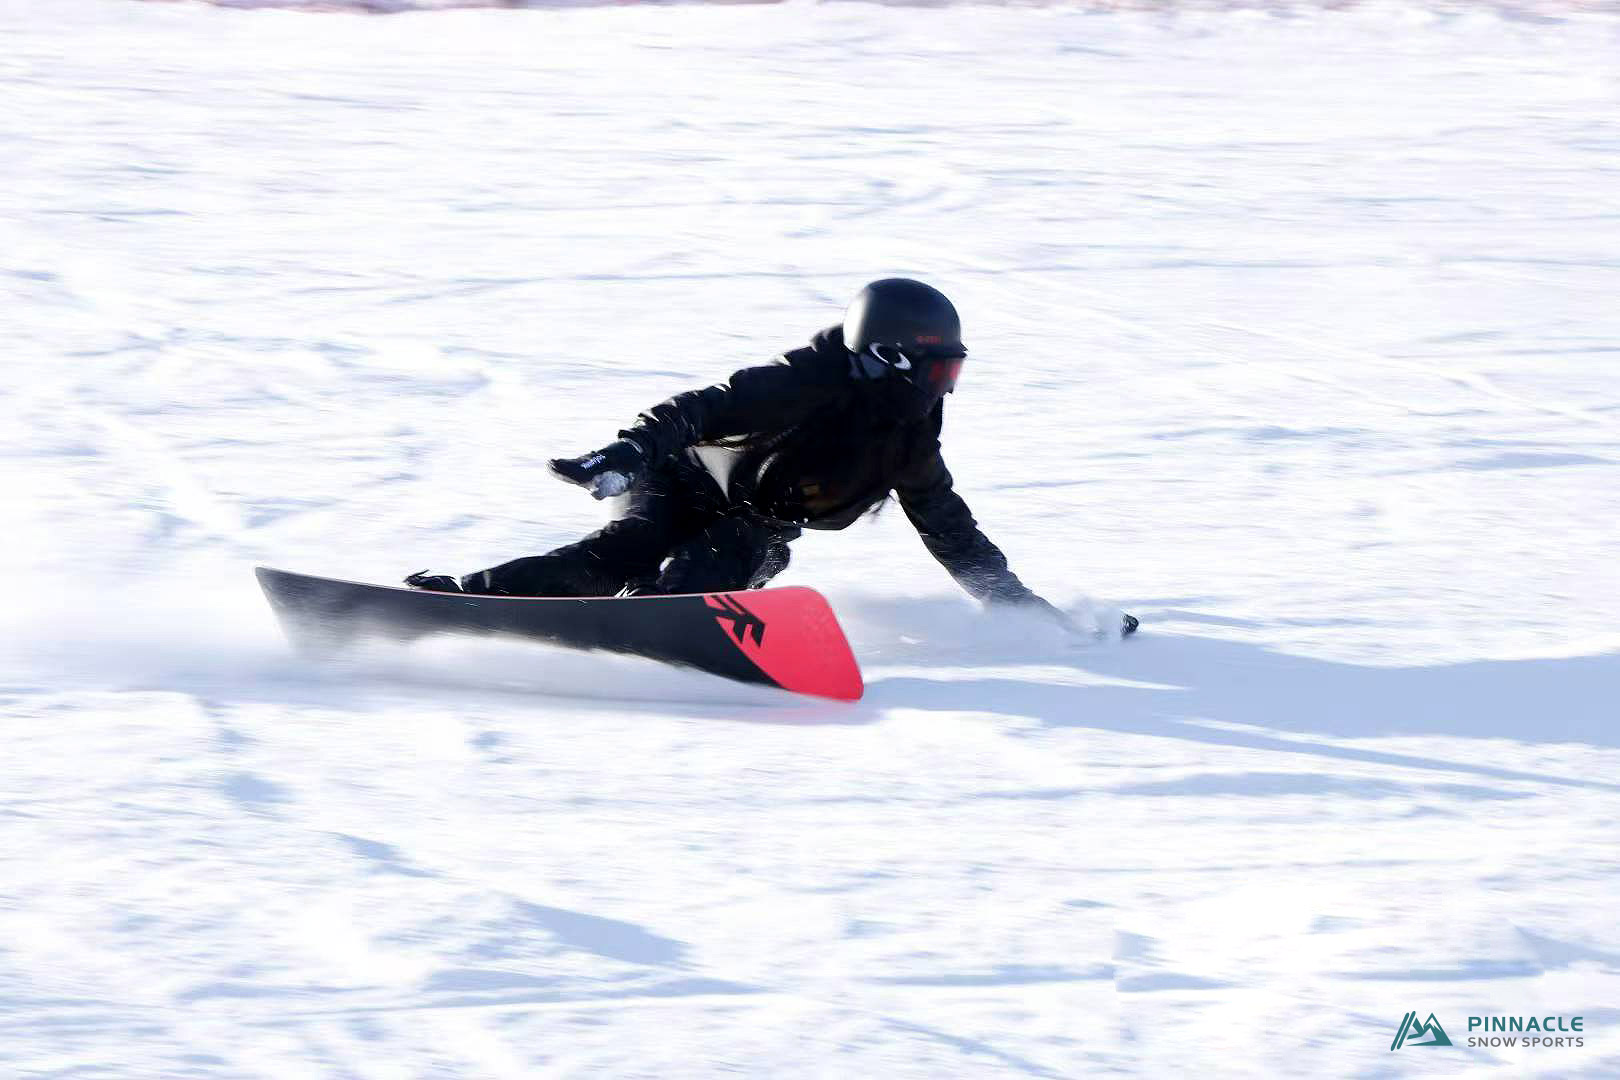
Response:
[254,567,864,701]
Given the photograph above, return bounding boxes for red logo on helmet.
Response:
[914,334,943,345]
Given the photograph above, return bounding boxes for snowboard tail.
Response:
[254,567,864,701]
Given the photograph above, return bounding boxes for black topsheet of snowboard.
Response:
[254,566,818,694]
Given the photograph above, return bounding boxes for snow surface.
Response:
[4,0,1620,1075]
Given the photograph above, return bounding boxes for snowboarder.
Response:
[408,278,1133,636]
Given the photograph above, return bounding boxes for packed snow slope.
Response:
[4,0,1620,1075]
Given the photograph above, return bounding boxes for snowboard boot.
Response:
[404,570,464,594]
[651,517,797,595]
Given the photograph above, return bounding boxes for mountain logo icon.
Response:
[1391,1011,1453,1050]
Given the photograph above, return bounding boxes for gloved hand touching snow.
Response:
[548,437,647,500]
[1029,596,1139,641]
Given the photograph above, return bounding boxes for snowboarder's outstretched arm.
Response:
[619,343,846,462]
[550,333,849,498]
[895,452,1048,609]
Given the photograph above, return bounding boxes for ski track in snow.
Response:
[3,0,1620,1076]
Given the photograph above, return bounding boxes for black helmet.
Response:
[843,278,966,359]
[844,279,967,418]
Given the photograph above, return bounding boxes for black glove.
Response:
[548,438,647,500]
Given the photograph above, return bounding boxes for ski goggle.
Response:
[863,343,966,394]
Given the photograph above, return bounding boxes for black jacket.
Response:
[622,327,1042,606]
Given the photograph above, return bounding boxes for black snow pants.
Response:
[461,455,799,598]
